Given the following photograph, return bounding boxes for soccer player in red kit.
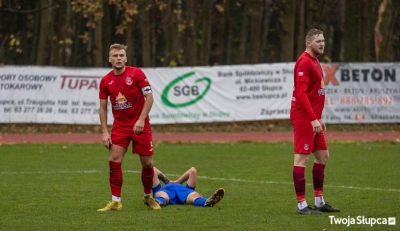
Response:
[290,29,340,215]
[97,43,160,211]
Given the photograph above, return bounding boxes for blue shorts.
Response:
[156,183,195,204]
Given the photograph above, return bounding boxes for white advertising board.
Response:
[0,63,399,124]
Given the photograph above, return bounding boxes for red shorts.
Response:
[292,120,328,154]
[111,125,154,156]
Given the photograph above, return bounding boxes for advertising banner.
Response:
[0,63,399,124]
[322,63,400,123]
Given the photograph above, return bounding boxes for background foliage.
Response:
[0,0,399,67]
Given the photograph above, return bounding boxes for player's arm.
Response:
[175,167,197,188]
[133,92,153,134]
[154,167,171,184]
[295,61,317,121]
[295,61,322,133]
[296,81,322,133]
[99,99,112,149]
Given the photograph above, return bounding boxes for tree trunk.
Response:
[260,0,273,62]
[281,0,296,62]
[185,0,198,66]
[102,3,112,67]
[249,0,263,63]
[199,0,213,65]
[344,0,359,61]
[94,4,103,67]
[294,0,305,59]
[36,0,49,65]
[139,2,151,67]
[238,2,249,64]
[225,1,233,64]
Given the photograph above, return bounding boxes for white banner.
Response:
[322,63,400,123]
[0,63,399,124]
[147,64,292,123]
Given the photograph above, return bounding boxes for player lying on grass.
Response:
[150,167,225,207]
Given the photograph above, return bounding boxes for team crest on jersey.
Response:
[126,76,133,85]
[113,92,132,110]
[304,144,309,151]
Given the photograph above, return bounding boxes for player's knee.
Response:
[320,154,329,164]
[314,151,329,164]
[294,155,310,167]
[189,167,197,174]
[142,162,153,168]
[294,159,309,167]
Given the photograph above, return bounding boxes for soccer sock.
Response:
[194,197,207,207]
[293,166,306,209]
[141,166,154,195]
[313,163,326,207]
[315,196,325,208]
[155,196,166,205]
[298,201,308,210]
[109,161,123,199]
[112,195,121,202]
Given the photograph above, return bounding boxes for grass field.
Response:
[0,141,399,231]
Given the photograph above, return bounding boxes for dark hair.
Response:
[305,29,323,42]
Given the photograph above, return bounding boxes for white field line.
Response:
[1,170,399,193]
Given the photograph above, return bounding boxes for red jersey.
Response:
[99,66,152,127]
[290,52,325,121]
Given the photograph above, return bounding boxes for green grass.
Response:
[0,141,399,231]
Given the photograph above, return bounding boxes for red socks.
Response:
[141,167,154,195]
[109,161,123,197]
[312,163,325,197]
[293,166,306,203]
[109,162,155,196]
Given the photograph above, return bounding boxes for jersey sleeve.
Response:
[135,68,152,95]
[99,77,109,100]
[294,59,317,121]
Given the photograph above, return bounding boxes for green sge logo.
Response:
[161,72,212,108]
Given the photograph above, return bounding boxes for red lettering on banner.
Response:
[322,65,339,86]
[60,76,100,90]
[354,114,365,121]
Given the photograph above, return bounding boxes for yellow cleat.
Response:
[143,195,161,210]
[97,201,122,212]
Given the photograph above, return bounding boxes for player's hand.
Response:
[133,120,145,134]
[102,132,112,149]
[319,119,326,132]
[311,119,322,134]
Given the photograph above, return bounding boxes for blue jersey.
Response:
[153,183,195,204]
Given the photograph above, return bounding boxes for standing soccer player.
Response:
[97,43,160,211]
[290,29,340,215]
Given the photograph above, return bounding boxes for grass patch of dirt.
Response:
[1,120,399,134]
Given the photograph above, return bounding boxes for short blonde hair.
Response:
[305,29,323,43]
[109,43,127,53]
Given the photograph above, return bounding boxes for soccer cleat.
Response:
[314,203,341,212]
[97,201,122,212]
[143,195,161,210]
[204,188,225,207]
[297,206,323,215]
